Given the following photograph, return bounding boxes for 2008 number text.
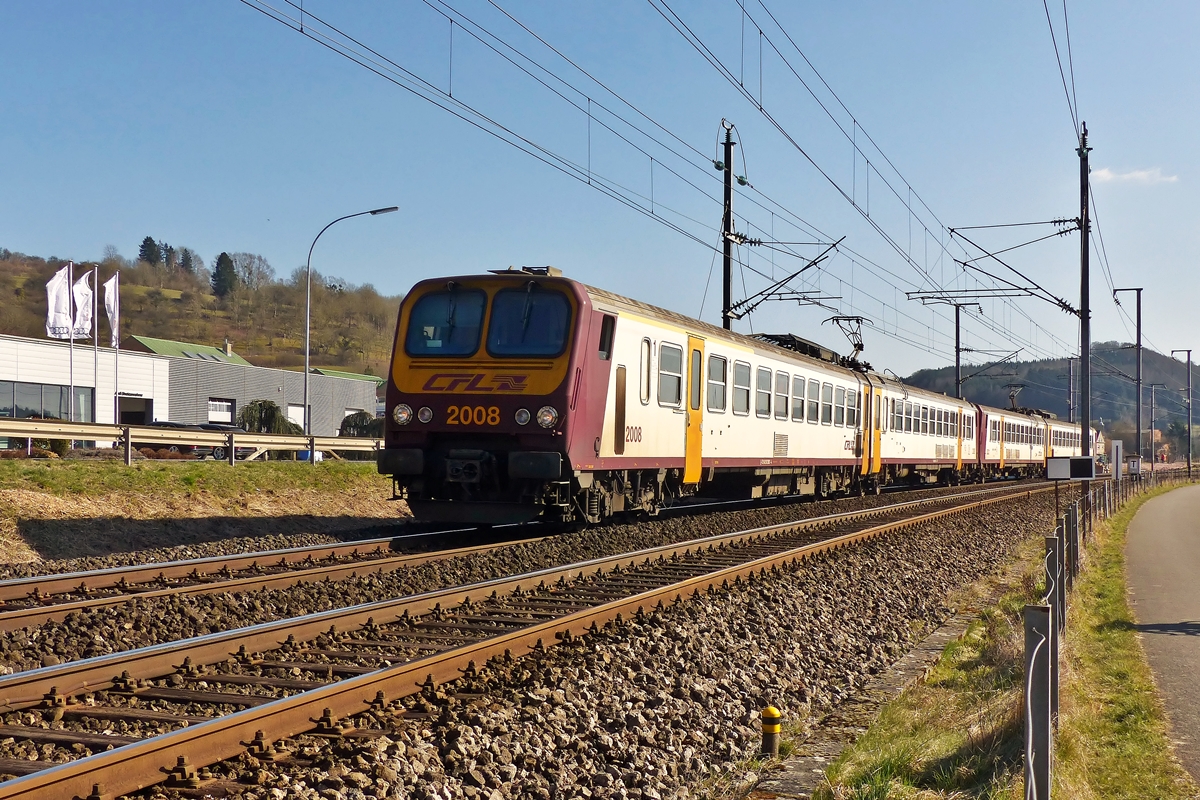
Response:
[446,405,502,426]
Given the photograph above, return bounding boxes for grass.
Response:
[0,458,388,497]
[814,536,1041,800]
[815,484,1200,800]
[1053,484,1199,799]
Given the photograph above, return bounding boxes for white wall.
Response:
[0,334,170,424]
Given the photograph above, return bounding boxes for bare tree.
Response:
[230,253,275,290]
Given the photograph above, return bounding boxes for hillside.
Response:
[905,343,1196,457]
[0,248,401,377]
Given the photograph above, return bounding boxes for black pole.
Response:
[1136,289,1143,460]
[955,304,962,399]
[1078,124,1091,464]
[1174,349,1192,479]
[721,122,735,330]
[1115,287,1142,460]
[1068,358,1075,424]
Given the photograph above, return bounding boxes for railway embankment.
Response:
[84,492,1058,800]
[0,460,407,571]
[806,483,1200,799]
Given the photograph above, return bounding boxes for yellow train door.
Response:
[684,336,705,484]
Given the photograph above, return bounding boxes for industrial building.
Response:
[0,332,378,438]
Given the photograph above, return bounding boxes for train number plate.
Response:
[446,405,502,426]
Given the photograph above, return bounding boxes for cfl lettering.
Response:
[422,373,529,393]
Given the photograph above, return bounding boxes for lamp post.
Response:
[304,206,398,461]
[1172,349,1192,480]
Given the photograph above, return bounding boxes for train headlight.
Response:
[417,406,434,423]
[536,405,559,428]
[514,408,531,426]
[392,404,413,425]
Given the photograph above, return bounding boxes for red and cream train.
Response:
[378,268,1096,524]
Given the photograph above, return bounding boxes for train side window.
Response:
[707,355,728,412]
[775,372,789,420]
[951,411,958,438]
[658,343,683,406]
[791,376,805,422]
[834,386,846,426]
[904,401,913,433]
[821,383,834,425]
[639,339,652,404]
[847,389,859,428]
[921,406,929,435]
[892,399,900,431]
[733,362,751,415]
[598,315,616,360]
[808,379,820,423]
[756,368,772,418]
[938,409,945,436]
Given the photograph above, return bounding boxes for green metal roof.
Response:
[127,335,253,366]
[313,367,384,385]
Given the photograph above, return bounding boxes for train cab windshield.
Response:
[486,285,572,357]
[405,287,487,356]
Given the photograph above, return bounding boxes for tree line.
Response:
[0,242,402,377]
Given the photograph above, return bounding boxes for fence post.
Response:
[1043,537,1061,722]
[227,433,237,466]
[122,426,132,467]
[308,436,317,465]
[1024,604,1053,799]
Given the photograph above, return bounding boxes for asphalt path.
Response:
[1126,484,1200,781]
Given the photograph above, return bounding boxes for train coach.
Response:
[378,267,1093,524]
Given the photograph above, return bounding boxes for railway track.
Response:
[0,530,532,633]
[0,481,1052,799]
[0,480,1039,635]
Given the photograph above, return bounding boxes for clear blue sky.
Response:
[2,2,1196,377]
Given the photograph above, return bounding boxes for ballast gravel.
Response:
[126,492,1056,800]
[0,485,1037,674]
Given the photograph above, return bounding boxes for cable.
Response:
[1042,0,1080,136]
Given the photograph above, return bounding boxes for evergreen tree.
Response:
[211,252,238,297]
[179,249,194,274]
[138,236,162,266]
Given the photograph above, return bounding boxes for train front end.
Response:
[378,269,586,524]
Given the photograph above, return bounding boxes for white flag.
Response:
[72,271,94,339]
[45,266,73,339]
[103,273,120,348]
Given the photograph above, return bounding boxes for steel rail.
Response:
[0,531,467,603]
[0,483,1053,800]
[0,533,531,633]
[0,483,1044,709]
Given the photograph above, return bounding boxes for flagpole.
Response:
[68,261,75,423]
[113,273,120,426]
[92,267,98,425]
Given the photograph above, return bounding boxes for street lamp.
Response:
[303,206,398,461]
[1172,349,1192,480]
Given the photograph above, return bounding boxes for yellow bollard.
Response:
[761,705,782,757]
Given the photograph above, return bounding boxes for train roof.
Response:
[418,270,1089,426]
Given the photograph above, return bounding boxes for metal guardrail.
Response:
[0,418,380,463]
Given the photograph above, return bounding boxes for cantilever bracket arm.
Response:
[727,237,844,320]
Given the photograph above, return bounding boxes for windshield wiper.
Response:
[519,281,537,341]
[445,282,458,340]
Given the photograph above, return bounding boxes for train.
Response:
[377,267,1098,524]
